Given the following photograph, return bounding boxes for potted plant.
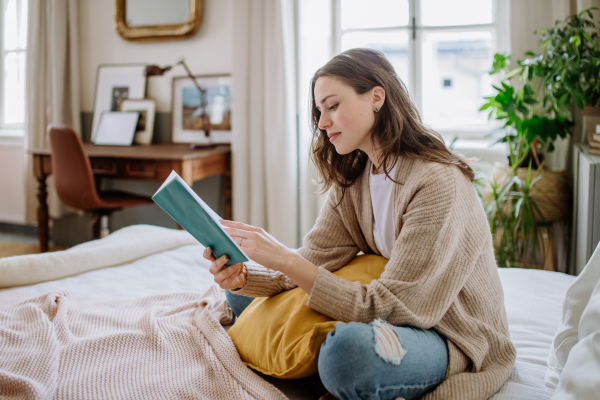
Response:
[478,48,575,268]
[528,7,600,144]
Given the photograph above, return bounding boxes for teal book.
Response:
[152,170,249,266]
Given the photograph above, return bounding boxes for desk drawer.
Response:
[125,162,156,178]
[91,160,117,175]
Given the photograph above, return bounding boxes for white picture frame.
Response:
[91,64,147,142]
[93,112,139,146]
[120,98,156,145]
[171,74,232,144]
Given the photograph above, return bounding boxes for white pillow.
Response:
[546,241,600,398]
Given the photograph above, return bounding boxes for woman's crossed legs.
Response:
[225,290,448,400]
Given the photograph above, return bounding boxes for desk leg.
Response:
[35,171,50,253]
[224,153,232,220]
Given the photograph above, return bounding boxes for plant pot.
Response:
[488,166,570,222]
[518,168,569,222]
[507,153,545,169]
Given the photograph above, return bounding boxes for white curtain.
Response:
[231,0,298,248]
[24,0,81,224]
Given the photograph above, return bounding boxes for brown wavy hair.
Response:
[309,48,474,196]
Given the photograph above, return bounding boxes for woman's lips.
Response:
[328,132,341,142]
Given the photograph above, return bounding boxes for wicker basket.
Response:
[488,166,570,222]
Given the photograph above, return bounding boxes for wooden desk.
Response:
[29,143,232,252]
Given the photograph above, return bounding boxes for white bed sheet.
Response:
[1,244,576,399]
[492,268,575,400]
[0,244,215,297]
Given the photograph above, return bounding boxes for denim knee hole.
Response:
[372,319,406,365]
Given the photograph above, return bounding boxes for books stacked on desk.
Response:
[590,133,600,156]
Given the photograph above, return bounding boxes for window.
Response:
[0,0,28,135]
[305,0,509,140]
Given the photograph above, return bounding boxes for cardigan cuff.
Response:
[230,262,283,298]
[306,267,359,321]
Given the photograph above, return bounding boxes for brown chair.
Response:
[48,123,154,239]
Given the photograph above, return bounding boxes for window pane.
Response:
[421,31,494,132]
[3,0,27,50]
[341,0,409,30]
[421,0,492,27]
[4,52,26,124]
[341,31,410,90]
[19,0,28,49]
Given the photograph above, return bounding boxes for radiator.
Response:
[0,142,26,224]
[573,144,600,275]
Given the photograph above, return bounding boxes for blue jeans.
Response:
[225,290,448,400]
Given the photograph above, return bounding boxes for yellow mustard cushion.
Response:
[227,254,387,379]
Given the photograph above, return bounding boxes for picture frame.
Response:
[120,98,156,145]
[171,74,232,144]
[115,0,203,42]
[93,111,139,146]
[91,64,147,142]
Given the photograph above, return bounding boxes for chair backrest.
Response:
[48,124,100,210]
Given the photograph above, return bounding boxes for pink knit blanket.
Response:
[0,286,287,400]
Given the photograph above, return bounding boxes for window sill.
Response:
[0,129,25,145]
[452,139,507,165]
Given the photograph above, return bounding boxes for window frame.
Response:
[332,0,510,140]
[0,0,28,135]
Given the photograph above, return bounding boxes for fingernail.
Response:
[223,256,229,262]
[206,247,211,252]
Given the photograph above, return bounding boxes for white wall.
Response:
[43,0,233,245]
[0,141,26,224]
[510,0,571,64]
[78,0,232,113]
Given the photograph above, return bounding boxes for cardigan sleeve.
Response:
[306,164,489,328]
[232,187,360,298]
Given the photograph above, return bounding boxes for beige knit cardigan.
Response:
[235,156,516,400]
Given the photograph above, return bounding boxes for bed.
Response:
[0,225,580,399]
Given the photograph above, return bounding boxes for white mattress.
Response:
[493,268,575,400]
[1,244,576,399]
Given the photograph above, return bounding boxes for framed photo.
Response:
[120,98,156,145]
[91,64,147,142]
[93,112,139,146]
[171,74,232,144]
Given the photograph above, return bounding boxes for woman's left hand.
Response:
[220,220,296,272]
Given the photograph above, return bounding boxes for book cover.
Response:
[152,171,249,266]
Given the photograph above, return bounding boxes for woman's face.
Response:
[314,76,379,155]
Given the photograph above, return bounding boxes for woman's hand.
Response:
[203,247,247,290]
[220,220,296,272]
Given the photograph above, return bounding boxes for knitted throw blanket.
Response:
[0,285,287,400]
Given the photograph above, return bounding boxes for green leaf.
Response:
[504,67,522,80]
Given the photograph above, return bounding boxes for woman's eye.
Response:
[329,104,338,111]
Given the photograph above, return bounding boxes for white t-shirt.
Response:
[369,162,397,259]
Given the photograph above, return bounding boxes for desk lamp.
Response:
[145,58,212,148]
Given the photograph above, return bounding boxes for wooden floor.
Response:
[0,229,67,258]
[0,241,67,258]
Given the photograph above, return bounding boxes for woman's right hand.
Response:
[203,247,247,290]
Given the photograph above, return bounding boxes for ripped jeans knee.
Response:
[372,319,407,365]
[317,321,448,400]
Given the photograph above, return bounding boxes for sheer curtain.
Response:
[24,0,81,223]
[231,0,298,248]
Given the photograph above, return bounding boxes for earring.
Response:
[375,107,380,113]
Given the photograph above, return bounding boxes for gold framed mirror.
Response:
[115,0,203,42]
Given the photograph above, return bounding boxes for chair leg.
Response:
[100,215,110,238]
[92,213,101,239]
[92,211,112,239]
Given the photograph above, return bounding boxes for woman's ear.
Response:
[372,86,386,110]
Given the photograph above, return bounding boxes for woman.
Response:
[204,48,516,400]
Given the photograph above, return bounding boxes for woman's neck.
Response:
[363,142,385,175]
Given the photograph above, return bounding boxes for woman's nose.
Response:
[318,114,331,130]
